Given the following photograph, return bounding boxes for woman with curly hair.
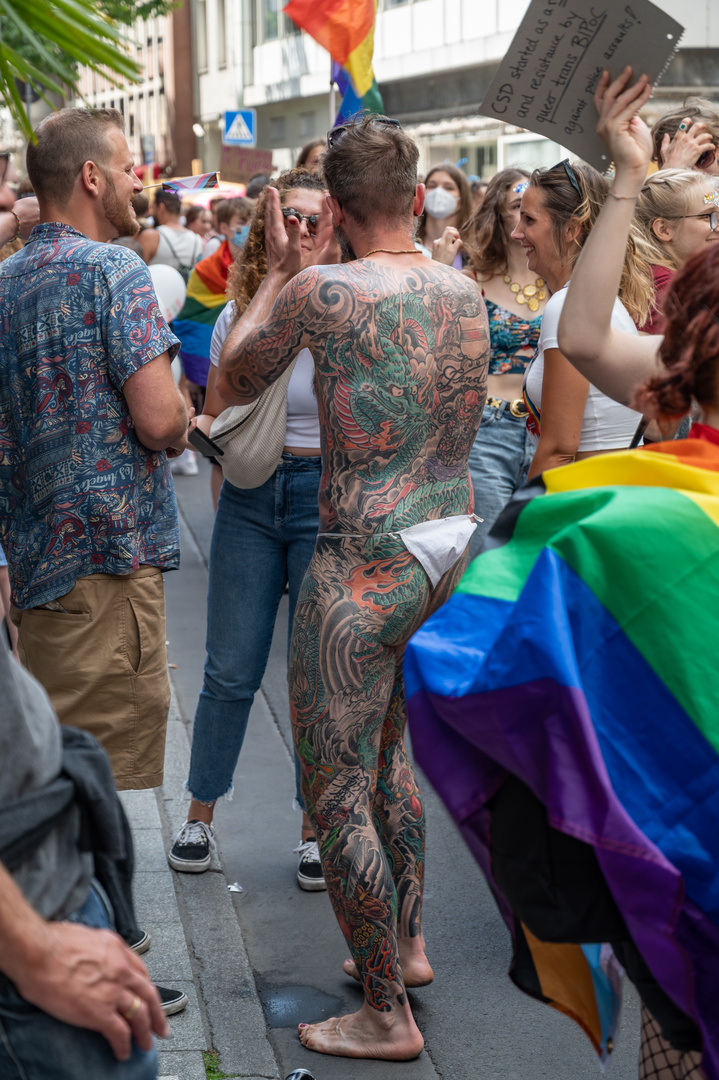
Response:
[168,168,338,891]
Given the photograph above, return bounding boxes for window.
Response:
[299,111,315,138]
[262,0,279,41]
[270,115,286,142]
[129,114,135,137]
[217,0,227,66]
[196,0,208,70]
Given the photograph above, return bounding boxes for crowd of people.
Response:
[0,62,718,1080]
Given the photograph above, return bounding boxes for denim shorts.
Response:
[0,882,158,1080]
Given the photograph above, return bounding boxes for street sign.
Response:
[223,109,257,148]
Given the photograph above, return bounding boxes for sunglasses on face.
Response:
[281,207,319,234]
[555,158,583,200]
[326,115,402,149]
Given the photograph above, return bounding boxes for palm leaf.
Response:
[0,0,141,140]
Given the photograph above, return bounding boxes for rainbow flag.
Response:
[172,240,233,386]
[405,438,719,1078]
[331,60,383,124]
[285,0,381,106]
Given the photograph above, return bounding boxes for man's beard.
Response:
[333,223,356,262]
[102,172,139,238]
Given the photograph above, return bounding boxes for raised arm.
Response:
[558,68,663,406]
[217,187,319,405]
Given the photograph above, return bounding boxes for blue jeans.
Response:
[467,401,535,561]
[0,883,157,1080]
[188,453,322,806]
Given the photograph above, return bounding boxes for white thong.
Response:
[317,514,478,589]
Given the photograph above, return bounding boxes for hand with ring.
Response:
[659,116,716,171]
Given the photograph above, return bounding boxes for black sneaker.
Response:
[168,820,215,873]
[294,840,326,892]
[127,928,150,954]
[156,985,188,1016]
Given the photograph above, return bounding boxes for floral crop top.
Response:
[485,298,542,376]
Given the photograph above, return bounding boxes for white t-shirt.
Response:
[149,226,203,271]
[524,286,641,453]
[210,302,321,448]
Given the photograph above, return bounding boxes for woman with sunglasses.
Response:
[514,158,652,481]
[168,169,339,889]
[460,169,548,557]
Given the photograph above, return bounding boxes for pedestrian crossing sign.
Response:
[223,110,257,147]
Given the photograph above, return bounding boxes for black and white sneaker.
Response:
[294,840,326,892]
[156,985,188,1016]
[127,928,151,954]
[168,820,215,873]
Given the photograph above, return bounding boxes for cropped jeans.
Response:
[467,400,535,561]
[187,453,322,807]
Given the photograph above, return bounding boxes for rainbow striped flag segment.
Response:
[284,0,383,115]
[405,438,719,1078]
[162,172,219,194]
[172,241,233,386]
[331,60,383,124]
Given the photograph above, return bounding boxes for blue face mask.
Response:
[233,225,250,248]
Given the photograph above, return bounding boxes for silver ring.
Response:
[679,122,689,132]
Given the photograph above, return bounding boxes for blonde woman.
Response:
[635,169,719,333]
[514,159,652,480]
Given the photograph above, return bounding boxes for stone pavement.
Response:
[120,692,281,1080]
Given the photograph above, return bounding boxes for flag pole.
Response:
[329,56,336,127]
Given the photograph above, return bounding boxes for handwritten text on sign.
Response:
[480,0,683,169]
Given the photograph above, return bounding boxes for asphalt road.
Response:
[166,459,642,1080]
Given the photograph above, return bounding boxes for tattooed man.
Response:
[217,116,489,1059]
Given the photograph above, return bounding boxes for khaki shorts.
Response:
[12,567,171,790]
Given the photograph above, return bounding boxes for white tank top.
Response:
[210,304,321,447]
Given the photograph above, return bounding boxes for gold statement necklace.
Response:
[503,274,546,312]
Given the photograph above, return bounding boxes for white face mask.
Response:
[424,186,459,219]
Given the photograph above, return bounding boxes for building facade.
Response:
[192,0,719,179]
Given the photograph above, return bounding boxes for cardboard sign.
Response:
[480,0,684,169]
[219,146,274,184]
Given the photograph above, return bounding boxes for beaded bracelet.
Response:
[610,189,639,201]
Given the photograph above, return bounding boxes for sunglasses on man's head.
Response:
[281,207,319,234]
[326,115,402,149]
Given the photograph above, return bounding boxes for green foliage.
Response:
[0,0,175,140]
[202,1050,241,1080]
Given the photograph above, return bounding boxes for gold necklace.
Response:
[361,247,418,257]
[503,274,547,312]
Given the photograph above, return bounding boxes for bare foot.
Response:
[298,1001,424,1059]
[343,948,434,988]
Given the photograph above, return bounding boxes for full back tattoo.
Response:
[225,258,488,1014]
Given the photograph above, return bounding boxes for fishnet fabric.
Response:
[639,1005,705,1080]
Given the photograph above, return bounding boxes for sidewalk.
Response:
[120,691,281,1080]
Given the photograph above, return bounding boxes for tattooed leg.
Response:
[344,666,433,988]
[290,537,437,1059]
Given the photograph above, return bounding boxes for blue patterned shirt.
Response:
[0,223,181,609]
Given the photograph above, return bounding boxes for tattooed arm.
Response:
[217,267,317,404]
[217,185,325,405]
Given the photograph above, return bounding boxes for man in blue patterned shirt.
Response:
[0,108,189,791]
